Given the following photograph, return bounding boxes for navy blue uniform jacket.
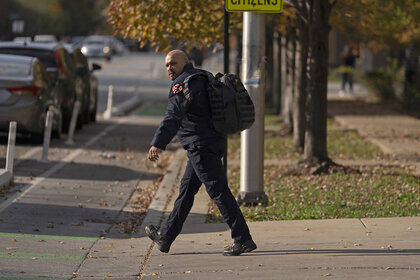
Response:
[150,63,225,150]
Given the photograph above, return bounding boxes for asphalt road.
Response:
[92,52,170,113]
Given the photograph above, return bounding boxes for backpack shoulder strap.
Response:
[183,71,213,101]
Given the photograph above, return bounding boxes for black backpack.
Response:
[183,71,255,134]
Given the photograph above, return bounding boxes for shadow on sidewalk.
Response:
[171,248,420,257]
[12,159,160,182]
[0,201,146,239]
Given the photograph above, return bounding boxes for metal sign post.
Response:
[224,0,282,205]
[237,12,268,205]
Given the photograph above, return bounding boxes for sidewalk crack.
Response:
[359,218,367,228]
[136,151,186,279]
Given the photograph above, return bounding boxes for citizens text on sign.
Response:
[225,0,283,13]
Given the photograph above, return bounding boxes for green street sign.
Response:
[225,0,283,13]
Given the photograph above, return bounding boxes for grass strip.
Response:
[135,102,167,116]
[228,116,385,161]
[208,165,420,222]
[207,115,418,222]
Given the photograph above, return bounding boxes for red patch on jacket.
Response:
[172,83,183,95]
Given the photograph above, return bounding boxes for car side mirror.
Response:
[91,63,102,72]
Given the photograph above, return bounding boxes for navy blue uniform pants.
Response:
[159,139,252,244]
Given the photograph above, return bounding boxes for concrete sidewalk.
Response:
[142,218,420,279]
[137,151,420,280]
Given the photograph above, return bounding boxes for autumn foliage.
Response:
[108,0,243,52]
[108,0,420,53]
[331,0,420,51]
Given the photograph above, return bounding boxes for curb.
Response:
[137,148,187,237]
[0,169,12,188]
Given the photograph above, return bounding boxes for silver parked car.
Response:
[0,42,80,131]
[0,54,62,142]
[81,35,113,61]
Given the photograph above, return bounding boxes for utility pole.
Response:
[237,12,268,205]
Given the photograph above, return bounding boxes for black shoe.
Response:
[145,225,171,253]
[223,239,257,256]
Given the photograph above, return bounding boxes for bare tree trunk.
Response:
[303,0,330,164]
[292,1,310,152]
[272,31,281,115]
[281,28,296,135]
[266,27,274,111]
[280,33,288,119]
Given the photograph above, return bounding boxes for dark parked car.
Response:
[0,54,62,142]
[64,44,101,123]
[0,42,81,131]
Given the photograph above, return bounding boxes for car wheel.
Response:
[32,131,44,144]
[90,109,97,122]
[90,93,97,122]
[83,107,90,125]
[52,110,63,139]
[76,112,84,130]
[62,106,70,133]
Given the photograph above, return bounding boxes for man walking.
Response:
[146,49,256,256]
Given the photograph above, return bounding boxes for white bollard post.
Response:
[5,121,17,174]
[65,101,81,146]
[103,85,114,120]
[39,111,54,162]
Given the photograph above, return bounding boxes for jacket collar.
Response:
[172,63,195,84]
[182,62,194,74]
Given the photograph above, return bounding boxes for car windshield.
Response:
[0,48,57,68]
[0,61,31,77]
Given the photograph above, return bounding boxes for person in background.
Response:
[340,45,357,95]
